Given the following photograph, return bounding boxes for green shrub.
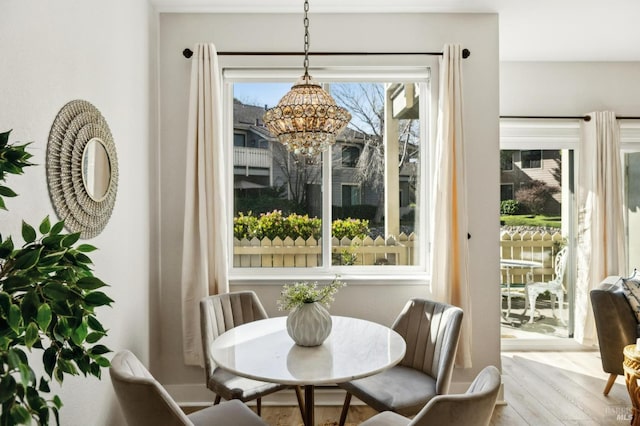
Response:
[233,210,321,240]
[500,199,521,215]
[331,218,369,240]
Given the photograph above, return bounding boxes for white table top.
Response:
[210,316,406,386]
[500,258,542,268]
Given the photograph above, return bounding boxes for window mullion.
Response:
[322,148,332,268]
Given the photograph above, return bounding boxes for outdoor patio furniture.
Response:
[524,247,568,324]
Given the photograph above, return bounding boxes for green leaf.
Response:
[61,232,81,248]
[18,361,35,386]
[10,405,30,424]
[57,358,78,375]
[8,304,21,333]
[73,252,92,265]
[70,320,88,346]
[76,277,107,291]
[2,275,31,292]
[0,129,10,148]
[87,315,105,333]
[36,303,52,330]
[83,291,114,307]
[25,322,39,349]
[0,291,11,316]
[50,220,65,236]
[39,216,51,234]
[43,347,57,378]
[38,377,50,393]
[0,374,17,403]
[94,356,110,368]
[76,244,97,253]
[38,249,66,267]
[85,332,104,344]
[13,246,42,271]
[42,234,64,248]
[43,283,71,300]
[21,221,37,244]
[53,394,62,409]
[0,186,17,198]
[88,344,111,356]
[20,290,39,322]
[0,236,14,257]
[26,386,45,411]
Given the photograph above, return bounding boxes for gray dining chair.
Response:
[109,350,268,426]
[338,298,463,426]
[359,365,501,426]
[200,291,304,416]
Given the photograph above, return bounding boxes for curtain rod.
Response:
[501,115,640,122]
[182,48,471,59]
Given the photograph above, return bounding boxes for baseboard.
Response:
[165,384,363,407]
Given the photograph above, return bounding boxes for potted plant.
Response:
[0,130,113,426]
[278,277,345,347]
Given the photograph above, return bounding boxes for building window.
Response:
[500,150,514,171]
[500,183,514,201]
[229,76,428,272]
[521,150,542,169]
[342,146,360,168]
[234,133,246,147]
[342,184,361,206]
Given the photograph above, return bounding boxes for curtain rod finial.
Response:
[183,48,193,59]
[462,48,470,59]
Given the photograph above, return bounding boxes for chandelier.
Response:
[263,0,351,157]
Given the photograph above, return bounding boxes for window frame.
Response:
[223,62,435,283]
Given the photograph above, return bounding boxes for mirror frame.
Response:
[46,100,118,238]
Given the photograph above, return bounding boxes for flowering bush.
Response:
[277,277,346,311]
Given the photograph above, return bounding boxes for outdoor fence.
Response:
[233,233,417,267]
[500,230,565,283]
[233,230,563,278]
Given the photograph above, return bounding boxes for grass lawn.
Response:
[500,214,561,229]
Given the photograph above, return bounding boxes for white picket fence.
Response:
[500,230,565,283]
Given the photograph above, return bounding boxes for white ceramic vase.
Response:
[286,302,332,346]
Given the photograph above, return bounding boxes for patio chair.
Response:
[200,291,305,417]
[109,350,268,426]
[337,298,463,426]
[359,365,501,426]
[524,246,568,324]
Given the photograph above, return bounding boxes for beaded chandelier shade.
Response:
[263,0,351,157]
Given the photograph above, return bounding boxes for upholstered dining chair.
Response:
[200,291,304,416]
[338,298,463,426]
[110,350,268,426]
[524,246,568,324]
[358,365,501,426]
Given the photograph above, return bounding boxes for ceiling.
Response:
[151,0,640,62]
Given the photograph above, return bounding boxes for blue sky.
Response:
[233,82,292,109]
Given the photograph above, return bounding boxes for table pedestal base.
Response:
[303,385,314,426]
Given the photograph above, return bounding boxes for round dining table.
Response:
[210,315,407,426]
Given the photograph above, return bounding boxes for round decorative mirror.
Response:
[46,100,118,238]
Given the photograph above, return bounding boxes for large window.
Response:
[228,75,429,274]
[521,150,542,169]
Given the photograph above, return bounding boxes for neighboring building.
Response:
[232,98,417,220]
[500,149,562,214]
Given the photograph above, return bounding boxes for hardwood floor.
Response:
[258,350,632,425]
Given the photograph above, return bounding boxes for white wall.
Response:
[158,12,501,398]
[0,1,153,424]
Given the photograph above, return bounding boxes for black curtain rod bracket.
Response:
[182,48,471,59]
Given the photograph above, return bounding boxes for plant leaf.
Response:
[87,315,105,333]
[43,347,57,378]
[39,216,51,234]
[85,332,104,344]
[0,291,11,316]
[25,322,39,349]
[50,220,65,236]
[61,232,81,248]
[75,244,97,253]
[88,344,110,356]
[10,405,31,424]
[70,320,88,346]
[21,221,37,244]
[0,129,10,148]
[83,291,114,307]
[0,374,16,403]
[0,186,17,198]
[43,283,71,300]
[2,275,32,292]
[76,277,106,291]
[8,304,21,333]
[36,303,52,331]
[13,246,43,271]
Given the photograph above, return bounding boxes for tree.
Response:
[515,179,560,215]
[332,83,420,223]
[271,143,321,215]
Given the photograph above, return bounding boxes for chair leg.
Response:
[294,386,306,420]
[214,395,221,405]
[604,373,617,396]
[338,392,352,426]
[256,397,262,416]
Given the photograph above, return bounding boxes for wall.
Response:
[0,1,153,424]
[158,12,500,400]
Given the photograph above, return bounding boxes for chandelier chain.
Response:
[303,0,310,79]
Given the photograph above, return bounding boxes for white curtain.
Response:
[430,44,472,368]
[181,43,229,366]
[574,111,626,345]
